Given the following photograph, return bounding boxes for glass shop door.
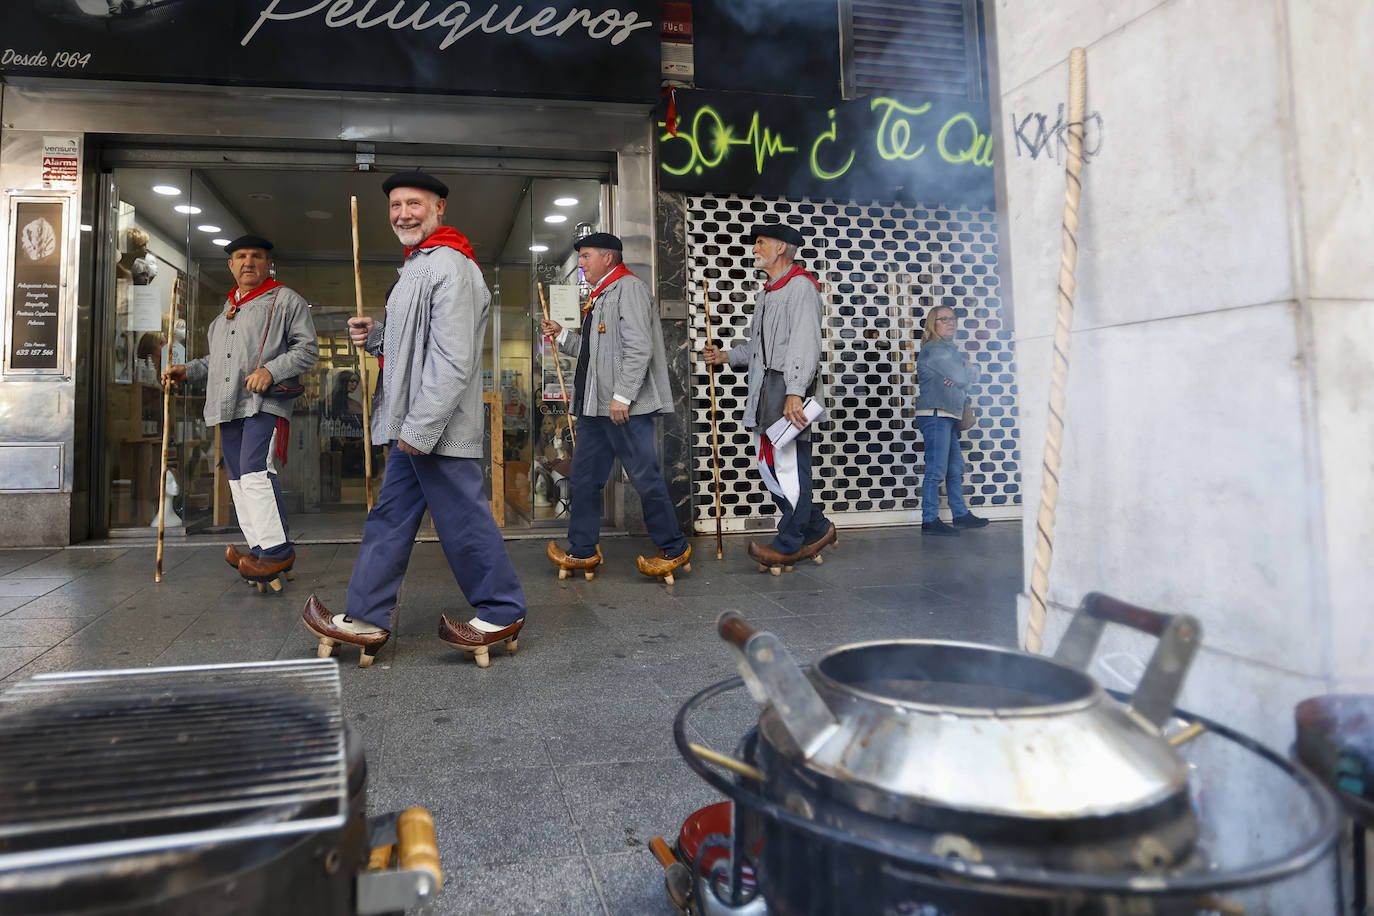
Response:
[92,150,611,538]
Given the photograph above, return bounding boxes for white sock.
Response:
[332,613,384,635]
[468,617,505,633]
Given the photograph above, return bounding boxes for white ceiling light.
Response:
[543,214,568,224]
[211,238,231,247]
[553,197,578,207]
[152,184,182,196]
[197,224,222,233]
[174,204,202,215]
[528,244,549,252]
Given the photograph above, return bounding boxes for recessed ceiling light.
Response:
[543,214,567,224]
[79,224,92,232]
[553,197,578,207]
[152,185,181,196]
[305,210,332,220]
[529,244,549,252]
[174,204,202,215]
[197,224,222,233]
[211,238,231,246]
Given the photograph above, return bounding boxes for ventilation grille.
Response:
[845,0,983,100]
[687,195,1020,533]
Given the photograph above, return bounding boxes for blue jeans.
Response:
[567,414,687,559]
[345,444,526,629]
[915,415,969,524]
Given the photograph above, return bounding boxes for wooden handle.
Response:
[704,277,723,559]
[649,836,677,869]
[688,742,765,782]
[350,195,375,510]
[717,612,755,648]
[1082,592,1172,637]
[538,282,576,448]
[155,276,179,582]
[397,807,442,891]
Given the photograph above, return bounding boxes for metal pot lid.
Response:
[760,640,1190,821]
[720,597,1203,824]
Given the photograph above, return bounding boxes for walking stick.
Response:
[350,196,375,511]
[155,279,178,582]
[537,282,576,448]
[703,279,724,559]
[1025,49,1087,654]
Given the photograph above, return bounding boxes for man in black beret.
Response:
[303,171,527,668]
[701,222,836,573]
[163,235,318,590]
[539,232,691,584]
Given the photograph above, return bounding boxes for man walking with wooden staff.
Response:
[162,235,318,592]
[303,171,527,668]
[539,232,691,585]
[701,222,836,574]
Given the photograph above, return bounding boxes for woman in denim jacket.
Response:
[915,306,989,536]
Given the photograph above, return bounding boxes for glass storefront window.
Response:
[96,159,607,538]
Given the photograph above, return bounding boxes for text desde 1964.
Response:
[1,49,92,68]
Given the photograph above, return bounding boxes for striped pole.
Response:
[1025,48,1087,654]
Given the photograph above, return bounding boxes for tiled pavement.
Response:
[0,523,1022,915]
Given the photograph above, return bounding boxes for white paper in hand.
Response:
[766,397,825,449]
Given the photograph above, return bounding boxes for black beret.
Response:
[572,232,623,252]
[746,222,804,248]
[223,234,274,255]
[381,171,449,199]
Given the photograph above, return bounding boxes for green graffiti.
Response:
[659,105,796,177]
[937,112,995,167]
[810,108,856,180]
[660,96,992,184]
[870,97,932,161]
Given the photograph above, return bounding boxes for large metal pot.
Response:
[714,593,1205,913]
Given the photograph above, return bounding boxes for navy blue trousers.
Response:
[220,413,293,559]
[756,434,831,554]
[345,444,526,629]
[567,414,687,559]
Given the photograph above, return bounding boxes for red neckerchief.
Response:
[405,226,479,267]
[583,263,635,314]
[763,263,820,292]
[226,278,283,313]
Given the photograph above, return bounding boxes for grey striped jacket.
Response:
[184,285,318,426]
[364,245,489,458]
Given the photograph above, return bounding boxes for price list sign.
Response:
[8,200,64,371]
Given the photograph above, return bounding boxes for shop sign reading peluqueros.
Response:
[658,90,995,209]
[3,0,658,103]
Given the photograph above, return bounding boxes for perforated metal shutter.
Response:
[688,195,1020,534]
[842,0,984,100]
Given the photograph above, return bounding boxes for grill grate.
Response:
[0,659,348,872]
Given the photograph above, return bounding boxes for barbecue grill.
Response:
[0,659,439,915]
